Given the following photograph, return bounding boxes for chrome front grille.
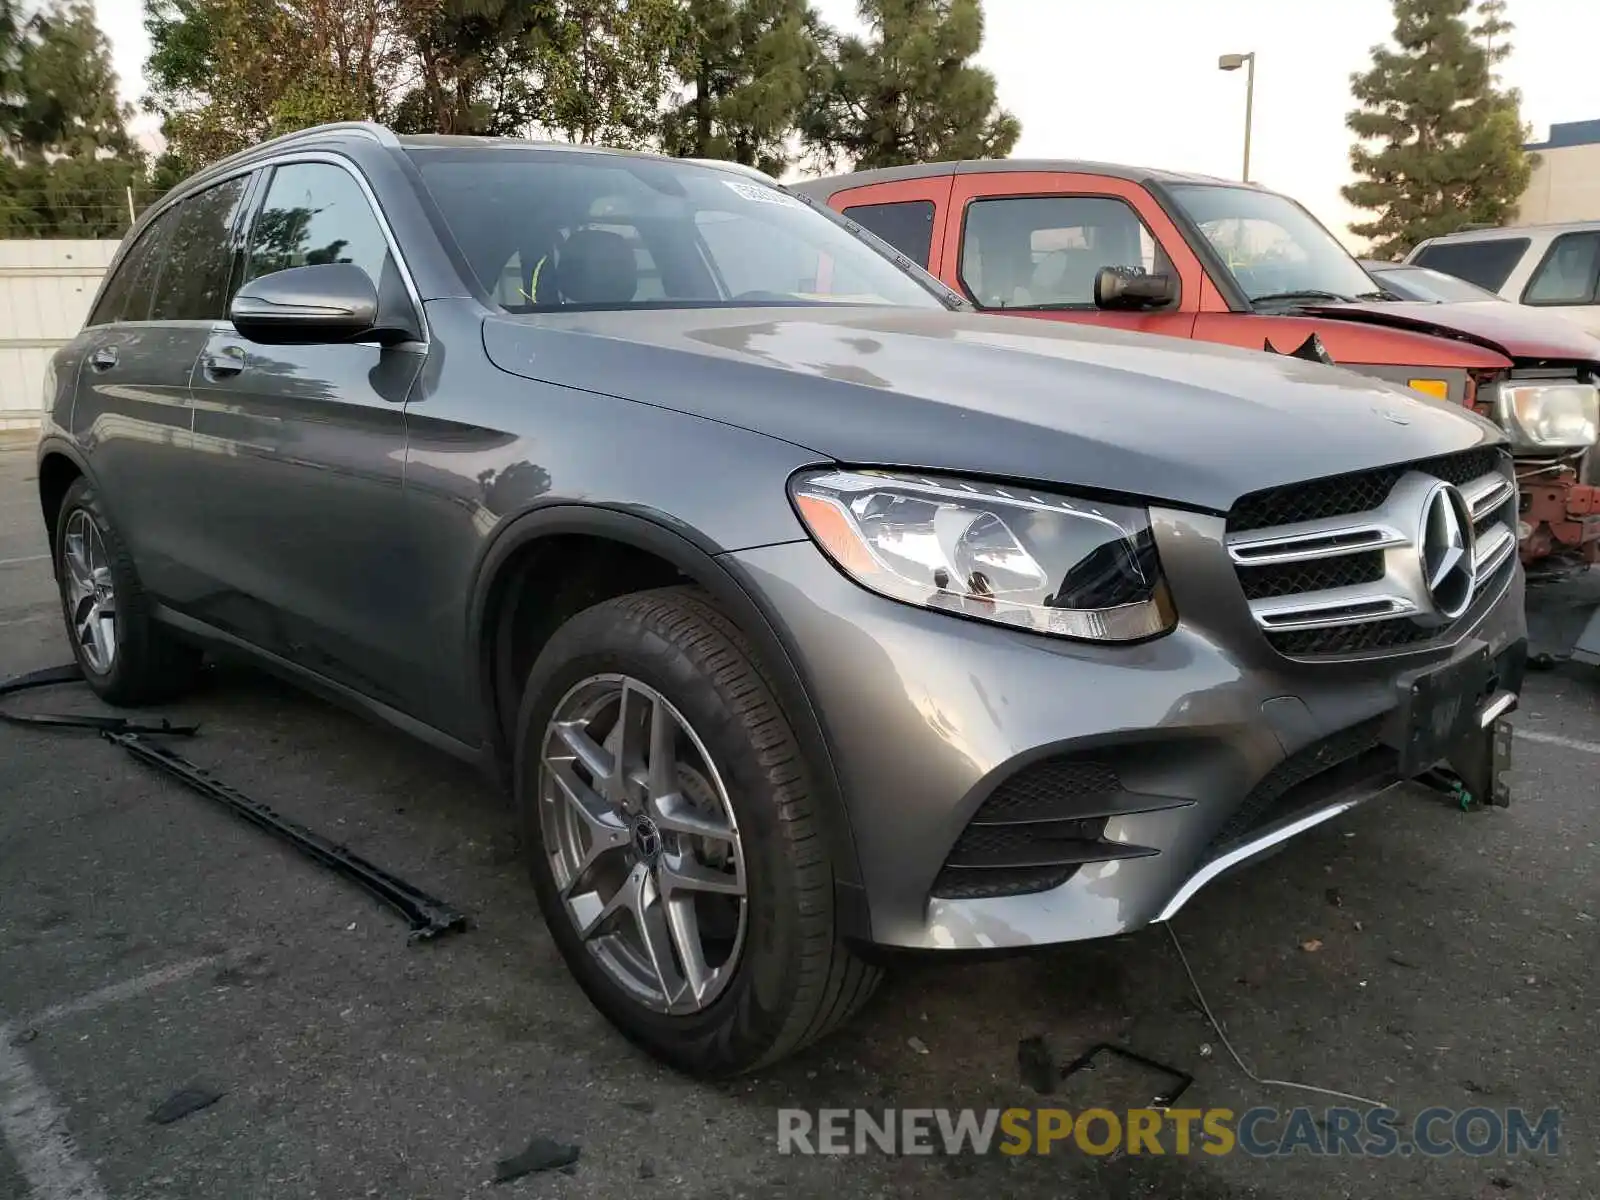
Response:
[1227,447,1517,657]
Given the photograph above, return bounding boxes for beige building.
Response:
[1519,119,1600,224]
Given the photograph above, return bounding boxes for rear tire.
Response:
[514,585,878,1075]
[53,477,202,705]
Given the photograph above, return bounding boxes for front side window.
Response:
[842,200,936,269]
[1412,238,1529,292]
[87,207,178,326]
[959,195,1168,309]
[148,176,249,322]
[408,149,945,311]
[244,161,392,286]
[1168,184,1377,306]
[1523,232,1600,306]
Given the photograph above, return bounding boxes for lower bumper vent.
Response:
[932,758,1182,900]
[1205,717,1398,853]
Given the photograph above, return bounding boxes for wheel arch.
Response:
[469,505,868,921]
[35,438,91,562]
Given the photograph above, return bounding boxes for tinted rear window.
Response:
[87,207,178,326]
[842,200,935,269]
[1412,238,1529,292]
[148,176,248,322]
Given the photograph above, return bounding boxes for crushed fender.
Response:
[105,731,468,943]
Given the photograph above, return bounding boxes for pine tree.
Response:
[1342,0,1533,259]
[663,0,821,175]
[801,0,1018,170]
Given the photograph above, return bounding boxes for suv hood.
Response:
[1303,299,1600,363]
[483,307,1500,513]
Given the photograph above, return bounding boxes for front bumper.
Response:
[723,506,1527,951]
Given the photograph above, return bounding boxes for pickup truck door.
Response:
[943,171,1200,341]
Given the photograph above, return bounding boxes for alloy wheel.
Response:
[62,510,117,674]
[539,674,748,1015]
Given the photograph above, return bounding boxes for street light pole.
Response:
[1218,51,1256,182]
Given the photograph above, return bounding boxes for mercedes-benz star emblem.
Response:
[1418,481,1475,620]
[632,815,663,862]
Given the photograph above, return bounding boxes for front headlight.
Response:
[1492,382,1600,450]
[790,470,1176,642]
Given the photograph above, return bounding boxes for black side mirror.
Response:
[229,262,401,346]
[1094,267,1178,311]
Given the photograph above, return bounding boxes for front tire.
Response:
[53,477,201,705]
[514,586,878,1075]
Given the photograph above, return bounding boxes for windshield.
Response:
[1168,184,1377,306]
[408,149,947,312]
[1372,264,1501,304]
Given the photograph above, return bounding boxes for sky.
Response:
[94,0,1600,249]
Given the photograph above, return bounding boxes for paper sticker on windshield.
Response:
[723,180,806,209]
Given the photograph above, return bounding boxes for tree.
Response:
[0,1,145,237]
[801,0,1018,171]
[662,0,820,174]
[390,0,564,137]
[545,0,688,146]
[144,0,407,173]
[1342,0,1534,259]
[145,0,692,166]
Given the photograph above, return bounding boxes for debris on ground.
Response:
[637,1158,656,1180]
[148,1086,224,1125]
[493,1136,580,1183]
[107,731,468,943]
[1324,887,1343,908]
[1387,951,1420,970]
[1300,938,1324,953]
[9,1028,37,1045]
[1017,1035,1056,1095]
[1060,1042,1194,1109]
[907,1036,930,1055]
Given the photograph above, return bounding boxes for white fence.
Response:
[0,240,120,430]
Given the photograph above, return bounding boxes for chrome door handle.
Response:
[202,347,246,379]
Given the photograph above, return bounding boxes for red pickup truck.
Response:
[792,161,1600,590]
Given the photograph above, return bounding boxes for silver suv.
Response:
[39,122,1526,1075]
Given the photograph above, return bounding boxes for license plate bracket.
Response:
[1390,644,1495,779]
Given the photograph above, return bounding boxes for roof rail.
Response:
[189,121,400,185]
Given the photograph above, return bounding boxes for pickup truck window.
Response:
[1412,237,1529,292]
[841,200,935,269]
[960,195,1163,309]
[1522,232,1600,306]
[409,149,943,311]
[1168,184,1375,306]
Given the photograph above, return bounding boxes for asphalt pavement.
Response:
[1,443,1596,1199]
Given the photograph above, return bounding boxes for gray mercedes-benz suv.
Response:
[39,122,1525,1075]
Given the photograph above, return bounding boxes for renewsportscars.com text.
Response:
[776,1106,1561,1158]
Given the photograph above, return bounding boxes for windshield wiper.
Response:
[1355,288,1407,302]
[1250,289,1351,308]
